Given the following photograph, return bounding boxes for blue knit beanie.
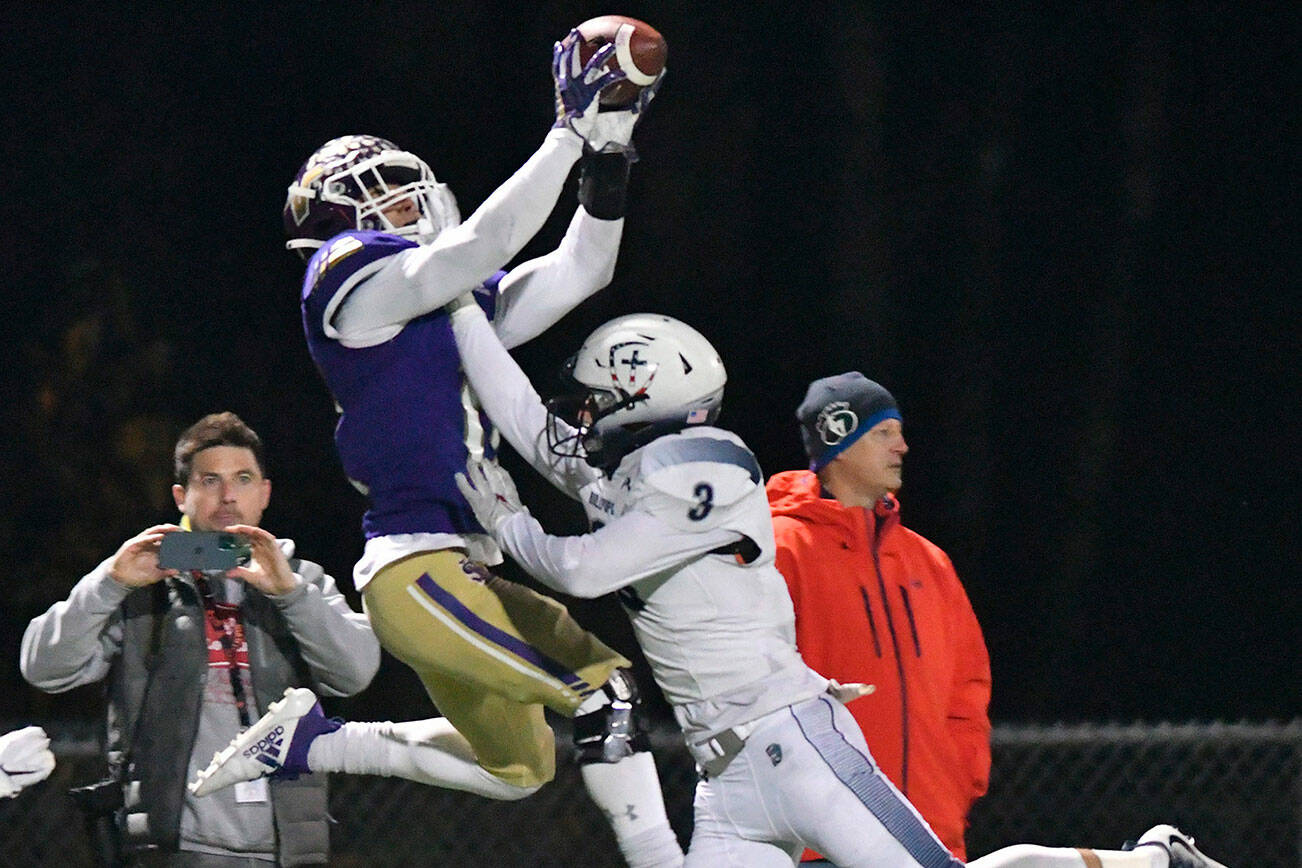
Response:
[797,372,901,471]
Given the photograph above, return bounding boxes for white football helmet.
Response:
[283,134,461,254]
[546,314,727,467]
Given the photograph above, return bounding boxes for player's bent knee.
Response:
[479,745,556,790]
[476,753,555,792]
[497,780,544,802]
[469,763,546,801]
[573,668,652,764]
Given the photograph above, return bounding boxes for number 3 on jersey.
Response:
[688,482,714,521]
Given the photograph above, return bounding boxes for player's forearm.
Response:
[19,562,126,691]
[495,509,741,598]
[451,302,592,493]
[398,128,586,319]
[492,209,623,349]
[334,129,584,339]
[453,125,585,268]
[496,512,638,597]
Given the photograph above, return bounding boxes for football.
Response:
[574,15,667,107]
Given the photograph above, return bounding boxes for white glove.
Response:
[827,680,876,704]
[584,69,666,153]
[0,726,56,798]
[455,456,526,534]
[552,30,626,141]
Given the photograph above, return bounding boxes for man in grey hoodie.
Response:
[22,411,380,866]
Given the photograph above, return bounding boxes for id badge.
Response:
[234,777,269,803]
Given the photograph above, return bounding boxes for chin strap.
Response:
[586,418,692,474]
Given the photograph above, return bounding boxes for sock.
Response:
[581,752,683,868]
[307,719,538,801]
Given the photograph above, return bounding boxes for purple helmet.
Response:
[283,134,460,254]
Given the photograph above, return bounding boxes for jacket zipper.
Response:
[870,527,910,795]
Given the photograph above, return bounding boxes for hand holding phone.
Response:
[220,524,299,595]
[107,525,184,588]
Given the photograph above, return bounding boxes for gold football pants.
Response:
[362,550,628,788]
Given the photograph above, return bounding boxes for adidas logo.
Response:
[242,724,286,768]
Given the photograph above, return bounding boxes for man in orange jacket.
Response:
[766,371,992,861]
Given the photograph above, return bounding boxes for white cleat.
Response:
[1129,824,1231,868]
[189,687,330,797]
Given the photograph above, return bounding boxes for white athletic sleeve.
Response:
[494,507,742,599]
[492,208,624,349]
[333,128,585,344]
[450,301,599,496]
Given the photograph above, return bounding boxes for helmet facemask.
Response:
[285,136,460,254]
[544,356,652,464]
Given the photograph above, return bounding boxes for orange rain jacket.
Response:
[766,470,992,860]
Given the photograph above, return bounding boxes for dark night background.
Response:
[1,3,1296,731]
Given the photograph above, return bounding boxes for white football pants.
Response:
[685,695,962,867]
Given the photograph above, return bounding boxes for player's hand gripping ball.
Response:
[575,15,667,107]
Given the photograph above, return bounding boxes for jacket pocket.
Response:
[858,587,882,656]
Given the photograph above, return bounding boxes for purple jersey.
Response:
[301,230,500,539]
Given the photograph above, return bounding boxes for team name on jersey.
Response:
[587,491,616,516]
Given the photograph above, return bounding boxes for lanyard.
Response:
[192,572,254,729]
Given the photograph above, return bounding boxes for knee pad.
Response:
[573,668,652,764]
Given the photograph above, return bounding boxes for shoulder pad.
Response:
[639,432,762,508]
[303,231,417,301]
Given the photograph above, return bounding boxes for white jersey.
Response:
[452,305,970,867]
[451,306,827,741]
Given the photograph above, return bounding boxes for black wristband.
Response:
[577,145,636,220]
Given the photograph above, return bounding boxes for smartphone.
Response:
[157,531,252,572]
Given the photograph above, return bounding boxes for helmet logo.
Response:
[816,401,859,445]
[608,341,654,389]
[289,193,310,225]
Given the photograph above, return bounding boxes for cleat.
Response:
[188,687,340,797]
[1126,824,1231,868]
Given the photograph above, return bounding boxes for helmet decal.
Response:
[608,340,657,391]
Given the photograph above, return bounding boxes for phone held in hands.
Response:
[157,531,252,572]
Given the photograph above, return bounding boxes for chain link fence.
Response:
[2,719,1296,866]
